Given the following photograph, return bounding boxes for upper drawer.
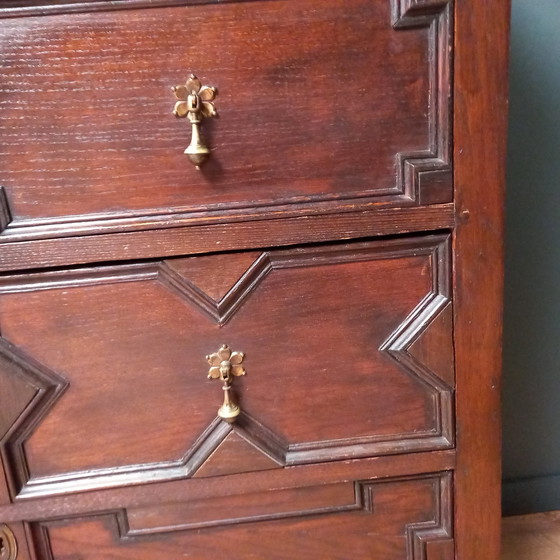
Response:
[0,0,452,236]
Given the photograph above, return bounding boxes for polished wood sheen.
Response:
[0,1,509,558]
[29,474,453,560]
[0,0,451,238]
[0,236,453,499]
[453,2,510,559]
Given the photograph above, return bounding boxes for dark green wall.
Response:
[502,0,560,515]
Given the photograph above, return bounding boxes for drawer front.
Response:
[27,472,454,560]
[0,235,453,499]
[0,0,452,235]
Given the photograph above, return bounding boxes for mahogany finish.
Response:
[453,1,511,559]
[0,237,453,500]
[29,474,453,560]
[0,1,509,559]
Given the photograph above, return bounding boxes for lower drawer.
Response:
[26,471,454,560]
[0,234,454,500]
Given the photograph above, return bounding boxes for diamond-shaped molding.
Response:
[188,412,285,479]
[3,237,454,499]
[0,337,68,500]
[17,412,287,499]
[158,253,271,326]
[379,239,454,447]
[0,187,12,233]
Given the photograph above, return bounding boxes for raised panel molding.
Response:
[0,0,452,242]
[392,0,452,205]
[392,0,451,28]
[0,339,68,502]
[26,473,453,559]
[159,253,271,326]
[0,236,453,499]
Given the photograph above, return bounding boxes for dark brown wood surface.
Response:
[29,473,453,560]
[0,236,454,500]
[453,1,510,559]
[0,203,455,272]
[0,0,510,558]
[0,0,451,238]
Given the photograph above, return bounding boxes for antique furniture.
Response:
[0,1,510,558]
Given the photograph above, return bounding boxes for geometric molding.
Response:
[0,337,68,502]
[0,253,271,328]
[0,0,260,19]
[0,2,453,246]
[158,253,270,326]
[191,431,282,478]
[379,238,454,448]
[0,187,12,233]
[1,235,455,500]
[392,0,453,204]
[26,473,453,560]
[188,413,285,479]
[162,253,263,303]
[406,473,454,560]
[14,413,285,500]
[408,303,454,388]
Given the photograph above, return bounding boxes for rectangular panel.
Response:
[0,235,454,499]
[27,473,453,560]
[0,0,452,238]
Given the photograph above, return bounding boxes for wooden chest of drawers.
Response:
[0,1,510,558]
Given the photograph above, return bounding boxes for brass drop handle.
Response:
[206,344,246,423]
[172,74,218,169]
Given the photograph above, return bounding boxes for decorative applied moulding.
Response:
[0,235,454,501]
[0,0,452,243]
[0,0,263,18]
[25,473,453,559]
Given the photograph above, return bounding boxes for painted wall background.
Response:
[502,0,560,515]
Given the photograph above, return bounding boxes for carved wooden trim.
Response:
[0,338,68,503]
[392,0,453,204]
[0,204,456,274]
[0,187,11,234]
[392,0,451,28]
[0,0,452,243]
[2,236,453,499]
[379,236,454,447]
[158,254,271,326]
[25,473,453,559]
[406,473,454,560]
[0,0,266,19]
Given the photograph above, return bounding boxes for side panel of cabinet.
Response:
[453,1,510,559]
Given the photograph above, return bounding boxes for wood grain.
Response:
[0,0,451,230]
[0,203,455,272]
[28,474,452,560]
[0,450,456,522]
[453,1,511,559]
[0,236,454,499]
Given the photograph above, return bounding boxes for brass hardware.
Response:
[0,524,17,560]
[172,74,218,169]
[206,344,245,423]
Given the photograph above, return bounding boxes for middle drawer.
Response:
[0,234,453,500]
